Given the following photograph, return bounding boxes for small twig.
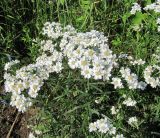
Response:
[6,112,20,138]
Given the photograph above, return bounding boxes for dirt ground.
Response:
[0,105,39,138]
[0,106,29,138]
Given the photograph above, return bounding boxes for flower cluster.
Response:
[123,97,137,107]
[28,132,36,138]
[144,0,160,13]
[111,77,123,89]
[143,0,160,31]
[42,22,117,80]
[4,22,117,112]
[131,24,143,32]
[42,22,77,39]
[120,67,147,90]
[4,39,63,112]
[130,3,141,15]
[89,118,124,137]
[127,116,138,126]
[118,54,145,66]
[60,30,117,80]
[152,46,160,64]
[42,22,62,39]
[130,1,160,31]
[111,106,119,115]
[144,65,160,88]
[4,60,20,71]
[130,58,145,66]
[3,22,160,115]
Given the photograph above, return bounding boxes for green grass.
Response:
[0,0,160,137]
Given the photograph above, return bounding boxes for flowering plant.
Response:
[3,19,160,137]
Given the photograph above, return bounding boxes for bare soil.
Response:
[0,106,38,138]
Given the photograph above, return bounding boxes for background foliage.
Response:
[0,0,160,137]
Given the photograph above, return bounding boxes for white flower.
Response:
[120,67,144,90]
[123,97,137,107]
[4,21,160,114]
[89,122,97,132]
[4,60,20,71]
[35,130,42,135]
[118,54,128,59]
[10,94,31,112]
[89,118,117,134]
[142,1,160,31]
[4,25,64,112]
[79,58,89,69]
[138,81,147,90]
[28,132,36,138]
[122,94,127,98]
[96,118,110,133]
[54,62,63,73]
[130,59,145,65]
[4,81,15,93]
[137,59,145,65]
[132,25,141,32]
[60,27,116,80]
[84,49,95,59]
[146,77,159,88]
[41,40,55,52]
[155,5,160,13]
[95,99,100,104]
[143,1,160,13]
[128,117,138,126]
[111,77,123,89]
[144,3,156,11]
[158,26,160,32]
[157,18,160,24]
[73,47,84,58]
[125,73,137,83]
[127,56,133,60]
[111,106,119,115]
[144,65,160,88]
[120,67,130,78]
[68,58,79,69]
[101,48,112,59]
[115,134,125,138]
[130,3,141,15]
[42,22,62,38]
[144,0,160,32]
[109,127,116,135]
[81,67,92,79]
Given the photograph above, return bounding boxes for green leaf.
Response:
[122,12,131,24]
[132,12,147,25]
[145,0,152,4]
[59,0,65,5]
[112,37,122,47]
